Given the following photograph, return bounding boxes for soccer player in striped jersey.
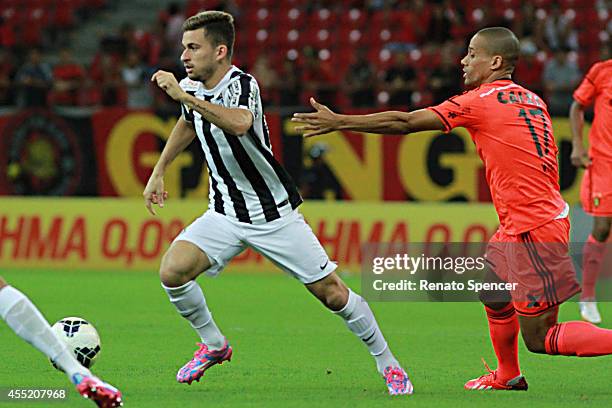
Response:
[569,57,612,324]
[146,11,412,396]
[293,27,612,391]
[0,277,122,407]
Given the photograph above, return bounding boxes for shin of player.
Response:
[307,272,412,395]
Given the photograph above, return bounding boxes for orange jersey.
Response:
[572,59,612,161]
[428,79,566,235]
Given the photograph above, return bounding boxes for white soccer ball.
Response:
[50,317,101,370]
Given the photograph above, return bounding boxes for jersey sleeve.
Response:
[180,103,194,122]
[426,90,481,132]
[179,77,198,122]
[573,62,600,107]
[226,74,262,120]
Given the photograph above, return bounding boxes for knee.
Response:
[160,242,212,287]
[478,290,511,309]
[522,333,547,354]
[159,252,196,287]
[308,275,349,311]
[323,284,349,311]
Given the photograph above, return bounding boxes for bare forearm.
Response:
[569,101,584,146]
[336,111,412,134]
[181,94,252,136]
[293,99,443,137]
[153,121,195,175]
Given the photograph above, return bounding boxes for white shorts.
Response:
[174,209,337,284]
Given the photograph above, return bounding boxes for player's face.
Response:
[181,29,221,82]
[461,34,493,88]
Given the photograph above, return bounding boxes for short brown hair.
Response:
[183,11,235,59]
[476,27,520,71]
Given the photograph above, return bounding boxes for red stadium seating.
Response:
[339,8,367,29]
[2,0,609,109]
[306,8,338,29]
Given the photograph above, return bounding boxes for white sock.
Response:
[0,286,90,380]
[334,289,399,374]
[162,280,225,350]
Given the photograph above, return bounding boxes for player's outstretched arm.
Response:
[151,70,253,136]
[569,100,591,168]
[143,117,196,215]
[292,98,445,137]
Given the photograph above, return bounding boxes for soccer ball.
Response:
[50,317,101,370]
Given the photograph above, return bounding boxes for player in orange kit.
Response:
[569,57,612,324]
[293,27,612,391]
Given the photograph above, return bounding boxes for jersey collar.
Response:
[491,78,514,84]
[202,65,241,95]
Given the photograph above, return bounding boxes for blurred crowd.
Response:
[0,0,610,116]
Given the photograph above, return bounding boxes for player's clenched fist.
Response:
[151,70,185,102]
[570,143,591,168]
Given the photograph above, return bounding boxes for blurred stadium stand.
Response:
[0,0,609,111]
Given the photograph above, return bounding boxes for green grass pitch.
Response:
[0,269,610,407]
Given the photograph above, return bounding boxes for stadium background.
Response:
[0,1,611,407]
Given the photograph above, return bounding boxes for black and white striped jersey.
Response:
[179,66,302,224]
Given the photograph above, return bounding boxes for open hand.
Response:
[292,98,338,137]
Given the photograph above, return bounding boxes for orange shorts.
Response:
[486,218,581,316]
[580,158,612,216]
